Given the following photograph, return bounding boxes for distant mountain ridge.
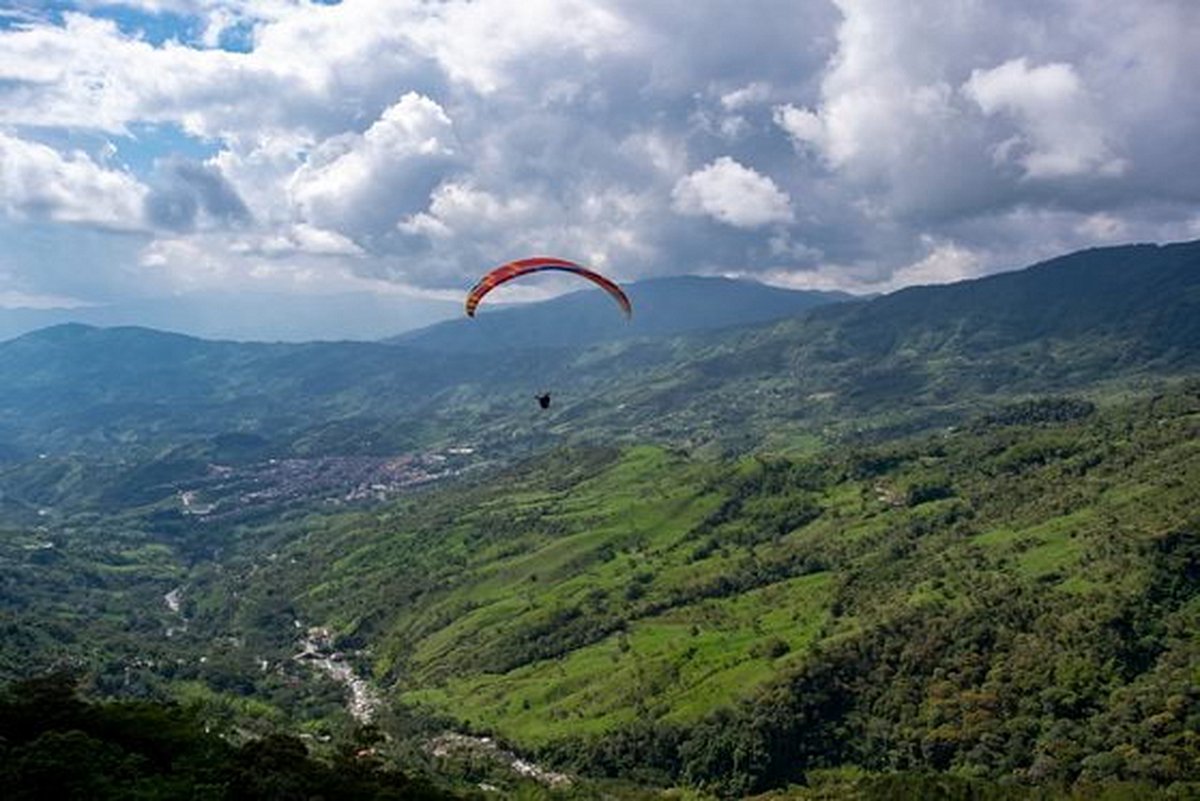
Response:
[6,246,1200,800]
[812,240,1200,358]
[390,275,853,351]
[591,239,1200,447]
[0,240,1197,461]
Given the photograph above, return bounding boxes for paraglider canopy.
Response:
[465,256,632,319]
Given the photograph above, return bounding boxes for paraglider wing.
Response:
[465,256,632,318]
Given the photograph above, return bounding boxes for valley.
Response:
[174,449,480,520]
[2,241,1199,799]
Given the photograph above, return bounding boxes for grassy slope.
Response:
[210,385,1198,793]
[2,240,1199,795]
[3,387,1197,795]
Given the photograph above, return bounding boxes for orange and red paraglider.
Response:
[465,256,632,319]
[465,257,630,410]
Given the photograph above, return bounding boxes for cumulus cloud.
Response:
[757,237,984,294]
[765,0,1200,279]
[0,132,147,230]
[404,0,636,96]
[145,159,250,232]
[398,178,661,288]
[0,1,829,298]
[773,104,826,152]
[0,0,1199,313]
[0,13,233,134]
[399,182,536,240]
[672,157,793,229]
[964,58,1124,179]
[888,238,985,288]
[290,92,458,243]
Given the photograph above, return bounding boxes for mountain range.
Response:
[392,275,851,351]
[0,240,1196,463]
[3,239,1200,798]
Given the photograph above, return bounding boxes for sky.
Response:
[0,0,1199,337]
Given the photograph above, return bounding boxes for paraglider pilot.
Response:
[465,257,631,417]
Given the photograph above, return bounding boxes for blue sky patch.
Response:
[15,122,218,179]
[97,5,203,46]
[117,123,221,176]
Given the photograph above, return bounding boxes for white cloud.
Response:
[404,0,636,96]
[399,181,536,239]
[290,92,458,239]
[758,0,1200,280]
[0,13,250,135]
[773,104,826,151]
[231,224,364,258]
[0,132,148,229]
[0,0,1199,314]
[139,232,389,295]
[964,58,1124,179]
[672,156,793,229]
[888,238,984,289]
[788,0,966,173]
[397,180,658,287]
[758,237,982,294]
[721,82,771,111]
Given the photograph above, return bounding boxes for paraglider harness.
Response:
[464,257,631,416]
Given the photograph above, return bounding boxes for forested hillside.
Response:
[0,673,459,801]
[177,385,1200,797]
[0,241,1197,465]
[2,241,1199,799]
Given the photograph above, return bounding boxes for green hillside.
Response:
[571,241,1200,450]
[0,240,1197,466]
[0,674,459,801]
[3,241,1200,798]
[198,385,1199,796]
